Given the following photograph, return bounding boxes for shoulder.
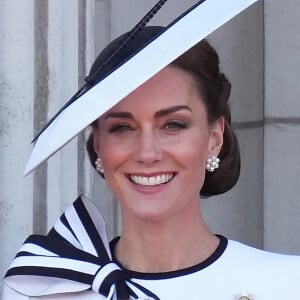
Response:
[208,238,300,279]
[189,239,300,298]
[226,239,300,266]
[221,239,300,294]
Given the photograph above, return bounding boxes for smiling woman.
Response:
[91,64,223,222]
[93,65,224,225]
[86,34,240,198]
[3,8,300,300]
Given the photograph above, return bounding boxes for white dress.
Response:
[3,197,300,300]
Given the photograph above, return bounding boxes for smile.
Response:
[129,173,175,186]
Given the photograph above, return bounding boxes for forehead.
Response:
[105,65,201,113]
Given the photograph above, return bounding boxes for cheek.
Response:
[178,134,211,183]
[178,133,210,163]
[97,136,131,173]
[100,148,125,171]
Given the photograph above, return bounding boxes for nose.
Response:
[134,129,163,165]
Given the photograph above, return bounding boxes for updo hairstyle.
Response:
[86,26,240,197]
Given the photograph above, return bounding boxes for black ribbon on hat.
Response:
[32,0,169,143]
[31,0,208,143]
[4,197,160,300]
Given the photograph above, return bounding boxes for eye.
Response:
[108,123,134,133]
[164,120,188,131]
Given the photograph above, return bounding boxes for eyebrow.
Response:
[104,111,134,120]
[104,105,192,120]
[154,105,192,118]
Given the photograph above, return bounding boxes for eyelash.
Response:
[107,120,189,134]
[164,120,189,130]
[108,124,134,133]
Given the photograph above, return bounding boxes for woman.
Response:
[3,27,300,300]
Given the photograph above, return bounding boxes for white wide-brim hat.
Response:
[25,0,258,175]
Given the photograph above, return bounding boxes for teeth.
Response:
[130,174,174,186]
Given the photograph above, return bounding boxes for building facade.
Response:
[1,0,300,295]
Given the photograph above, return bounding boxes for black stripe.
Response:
[128,280,160,300]
[5,266,92,284]
[22,235,103,265]
[74,198,109,261]
[16,252,40,258]
[48,198,79,245]
[99,269,129,296]
[60,213,74,234]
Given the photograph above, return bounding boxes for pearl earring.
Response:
[206,156,220,172]
[95,158,104,174]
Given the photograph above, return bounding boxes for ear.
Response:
[208,117,224,156]
[92,127,101,156]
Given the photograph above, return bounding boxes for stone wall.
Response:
[1,0,300,296]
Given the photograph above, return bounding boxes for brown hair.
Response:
[171,40,240,196]
[86,27,240,196]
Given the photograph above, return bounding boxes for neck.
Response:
[114,202,219,273]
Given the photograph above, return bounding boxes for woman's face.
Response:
[93,66,223,222]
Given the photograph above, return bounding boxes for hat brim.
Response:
[24,0,258,175]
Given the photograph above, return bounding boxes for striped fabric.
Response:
[4,196,159,300]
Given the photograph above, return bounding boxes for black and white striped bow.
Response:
[4,196,159,300]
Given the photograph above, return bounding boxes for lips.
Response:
[129,173,175,186]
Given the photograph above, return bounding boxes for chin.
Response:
[123,200,187,225]
[120,201,173,224]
